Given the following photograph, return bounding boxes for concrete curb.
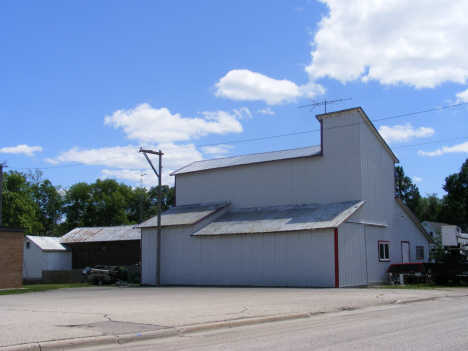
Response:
[1,295,459,351]
[0,313,312,351]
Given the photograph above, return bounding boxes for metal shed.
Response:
[60,226,141,269]
[23,236,72,282]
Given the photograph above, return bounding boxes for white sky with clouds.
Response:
[1,0,467,196]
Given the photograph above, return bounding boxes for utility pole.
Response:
[0,162,7,226]
[139,148,164,286]
[298,98,352,113]
[140,173,146,224]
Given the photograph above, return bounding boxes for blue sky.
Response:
[1,1,467,198]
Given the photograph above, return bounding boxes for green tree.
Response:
[1,170,42,234]
[439,158,468,230]
[395,165,422,218]
[418,193,442,222]
[127,185,175,224]
[28,169,63,236]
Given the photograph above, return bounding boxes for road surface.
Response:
[80,296,468,351]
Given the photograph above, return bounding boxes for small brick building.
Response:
[0,227,25,289]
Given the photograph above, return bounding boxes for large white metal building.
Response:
[139,107,432,287]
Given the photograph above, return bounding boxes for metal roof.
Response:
[136,201,230,228]
[60,225,141,244]
[26,236,71,251]
[193,200,365,236]
[170,145,321,175]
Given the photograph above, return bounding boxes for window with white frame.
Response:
[416,246,424,260]
[26,242,30,249]
[379,241,390,261]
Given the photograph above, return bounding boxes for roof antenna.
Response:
[298,98,352,113]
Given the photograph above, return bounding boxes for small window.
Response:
[416,246,424,260]
[379,241,390,261]
[429,231,433,237]
[26,242,30,249]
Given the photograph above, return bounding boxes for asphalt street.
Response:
[1,286,467,350]
[79,296,468,351]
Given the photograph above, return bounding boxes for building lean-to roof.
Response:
[137,201,230,228]
[26,236,70,251]
[193,201,365,236]
[170,145,321,175]
[60,225,141,244]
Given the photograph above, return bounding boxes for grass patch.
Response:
[377,281,468,289]
[0,283,90,296]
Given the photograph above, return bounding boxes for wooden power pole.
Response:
[139,148,164,286]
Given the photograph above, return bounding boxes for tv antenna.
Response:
[298,98,352,113]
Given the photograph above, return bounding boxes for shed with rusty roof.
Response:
[60,226,141,269]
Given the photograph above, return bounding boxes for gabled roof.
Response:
[316,107,399,163]
[60,225,141,244]
[136,201,230,228]
[170,146,321,175]
[193,200,365,236]
[26,236,70,251]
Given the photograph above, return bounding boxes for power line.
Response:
[7,102,468,170]
[164,102,468,151]
[11,151,139,170]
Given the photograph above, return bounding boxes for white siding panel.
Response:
[241,235,253,286]
[175,111,364,210]
[154,228,336,287]
[23,240,43,279]
[364,225,389,283]
[141,228,157,285]
[339,223,367,287]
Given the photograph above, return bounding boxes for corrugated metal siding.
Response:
[359,116,396,224]
[364,225,389,283]
[60,226,141,243]
[171,146,321,175]
[194,201,365,236]
[141,227,157,285]
[176,149,362,209]
[43,251,72,271]
[23,239,44,279]
[159,229,335,287]
[338,222,367,287]
[137,201,230,228]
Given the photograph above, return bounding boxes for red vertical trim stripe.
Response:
[334,227,339,288]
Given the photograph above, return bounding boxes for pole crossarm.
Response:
[139,148,164,178]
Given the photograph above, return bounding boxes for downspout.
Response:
[334,227,339,288]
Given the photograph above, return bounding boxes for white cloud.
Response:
[214,69,325,105]
[306,0,468,89]
[232,108,252,120]
[418,141,468,157]
[378,123,435,144]
[413,176,423,182]
[45,143,203,186]
[201,144,234,158]
[0,144,42,157]
[104,103,243,143]
[456,88,468,103]
[257,107,275,115]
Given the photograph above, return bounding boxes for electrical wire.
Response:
[7,102,468,171]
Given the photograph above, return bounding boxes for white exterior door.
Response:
[401,242,410,263]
